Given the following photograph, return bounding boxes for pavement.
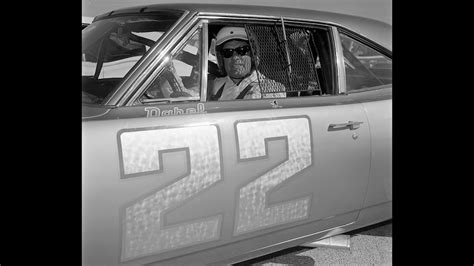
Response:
[238,221,392,265]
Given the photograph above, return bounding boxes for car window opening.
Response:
[204,22,332,102]
[246,23,325,98]
[339,33,392,91]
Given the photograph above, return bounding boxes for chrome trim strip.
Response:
[199,12,342,28]
[199,12,279,20]
[332,26,346,94]
[129,59,170,106]
[200,22,209,102]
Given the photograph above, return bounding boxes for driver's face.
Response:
[223,40,252,79]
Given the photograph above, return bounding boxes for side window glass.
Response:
[339,33,392,91]
[139,30,201,103]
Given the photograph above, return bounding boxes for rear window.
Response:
[339,33,392,91]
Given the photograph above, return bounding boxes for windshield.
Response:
[82,11,184,104]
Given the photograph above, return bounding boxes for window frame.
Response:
[117,17,203,106]
[202,16,338,101]
[338,28,392,59]
[133,25,205,105]
[335,27,392,94]
[102,10,194,107]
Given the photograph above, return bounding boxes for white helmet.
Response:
[215,27,248,46]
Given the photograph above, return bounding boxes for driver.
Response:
[211,27,286,100]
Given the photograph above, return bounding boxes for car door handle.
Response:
[328,121,364,131]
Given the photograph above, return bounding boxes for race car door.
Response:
[82,21,371,265]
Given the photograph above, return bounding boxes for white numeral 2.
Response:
[234,117,312,235]
[117,116,312,261]
[118,125,222,261]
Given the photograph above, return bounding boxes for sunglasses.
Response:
[222,46,251,58]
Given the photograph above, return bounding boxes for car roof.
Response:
[96,3,391,50]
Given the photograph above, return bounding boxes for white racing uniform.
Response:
[212,70,286,100]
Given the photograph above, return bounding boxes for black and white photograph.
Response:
[82,0,392,264]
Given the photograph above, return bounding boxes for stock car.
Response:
[82,3,392,265]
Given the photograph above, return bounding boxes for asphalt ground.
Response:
[236,220,392,265]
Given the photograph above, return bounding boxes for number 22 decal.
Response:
[234,117,312,235]
[118,116,312,261]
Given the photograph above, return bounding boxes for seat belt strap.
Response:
[211,83,225,100]
[236,83,254,99]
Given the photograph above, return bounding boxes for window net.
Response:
[245,24,321,96]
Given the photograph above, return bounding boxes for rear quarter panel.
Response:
[362,98,392,206]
